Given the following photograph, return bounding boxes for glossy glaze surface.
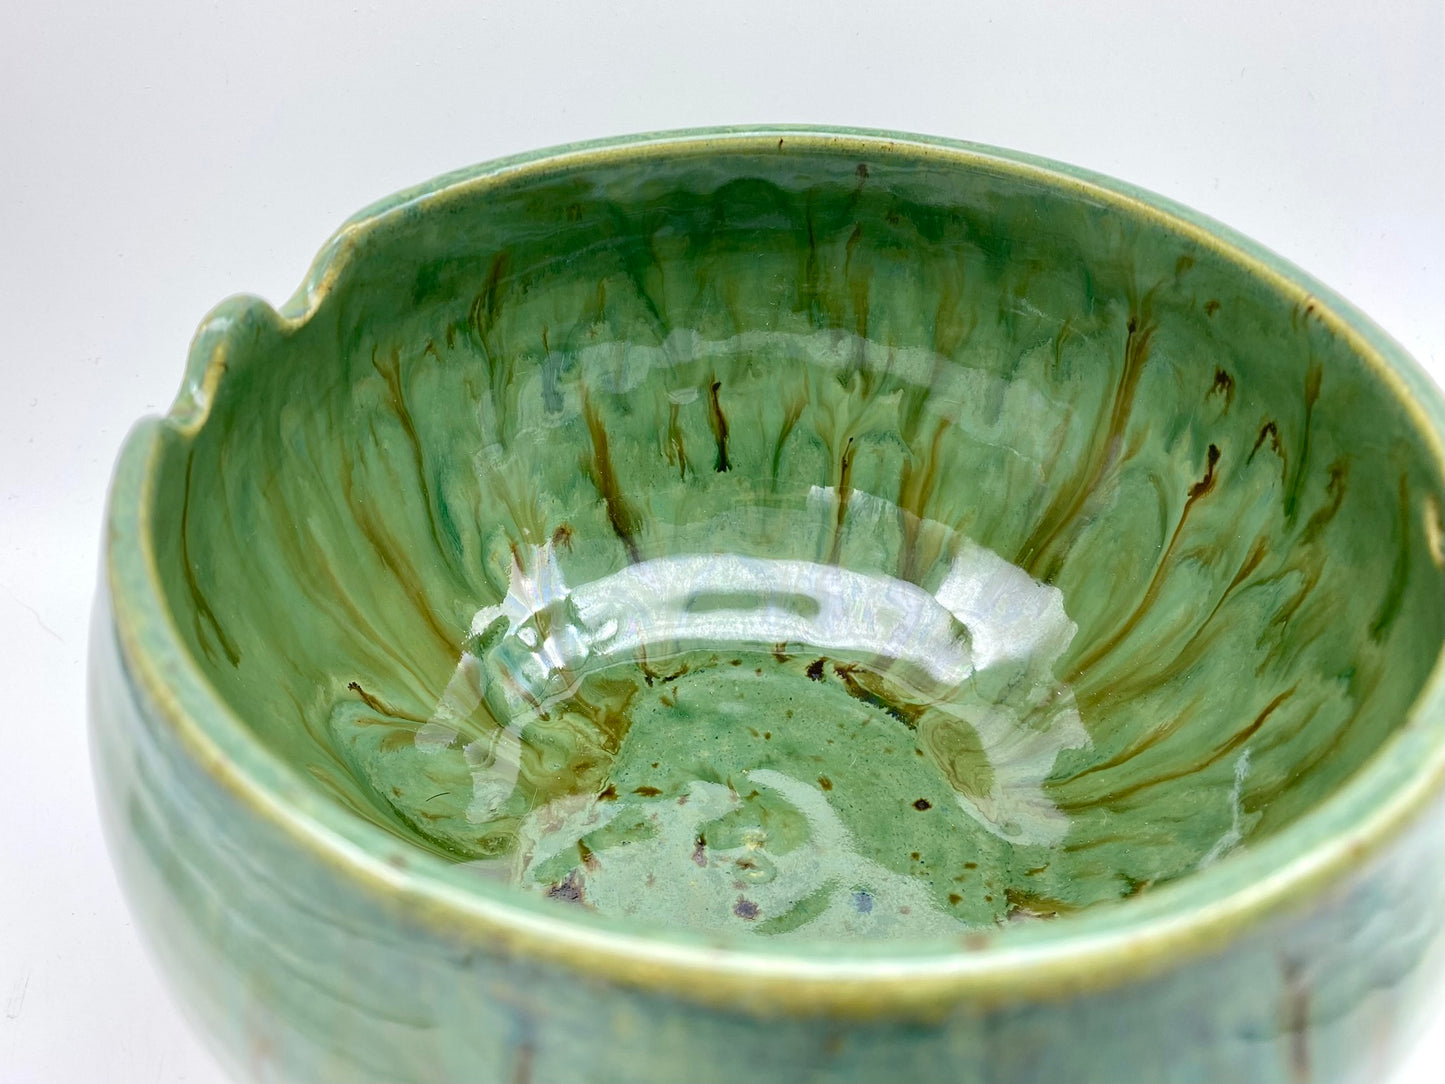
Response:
[156,134,1442,940]
[93,128,1445,1083]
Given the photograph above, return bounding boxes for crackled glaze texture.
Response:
[93,129,1445,1084]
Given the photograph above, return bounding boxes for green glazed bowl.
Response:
[92,127,1445,1084]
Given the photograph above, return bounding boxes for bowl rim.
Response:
[100,125,1445,1015]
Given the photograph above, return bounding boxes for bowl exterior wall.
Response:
[90,585,1445,1084]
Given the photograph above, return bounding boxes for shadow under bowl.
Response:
[92,127,1445,1084]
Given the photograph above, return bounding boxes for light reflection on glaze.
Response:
[385,508,1088,938]
[172,145,1444,947]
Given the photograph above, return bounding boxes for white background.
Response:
[1,2,1440,1081]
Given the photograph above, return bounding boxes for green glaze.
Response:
[93,128,1445,1083]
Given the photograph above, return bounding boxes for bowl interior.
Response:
[147,135,1444,942]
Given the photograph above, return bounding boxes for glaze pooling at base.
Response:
[329,531,1085,937]
[155,140,1445,942]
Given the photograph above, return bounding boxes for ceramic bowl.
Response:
[91,127,1445,1084]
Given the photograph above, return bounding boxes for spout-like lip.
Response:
[100,125,1445,1016]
